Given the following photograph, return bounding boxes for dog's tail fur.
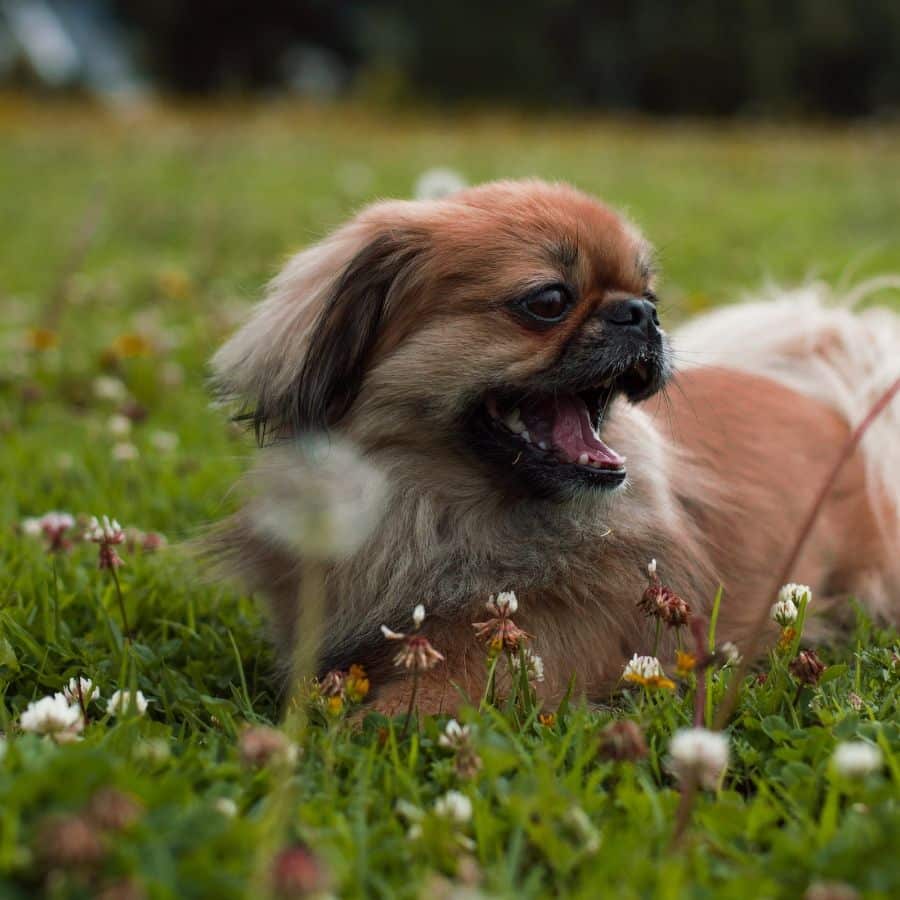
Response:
[674,278,900,578]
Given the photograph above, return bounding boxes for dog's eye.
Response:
[520,287,572,323]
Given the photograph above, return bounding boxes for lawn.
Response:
[0,98,899,899]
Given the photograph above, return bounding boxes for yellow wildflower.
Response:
[109,333,154,359]
[345,665,370,703]
[26,328,59,351]
[675,650,697,677]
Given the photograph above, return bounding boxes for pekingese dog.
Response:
[211,179,900,714]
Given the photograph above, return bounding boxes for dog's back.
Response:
[670,281,900,630]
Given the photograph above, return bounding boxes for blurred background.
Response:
[1,0,899,115]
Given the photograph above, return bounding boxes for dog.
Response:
[210,179,900,714]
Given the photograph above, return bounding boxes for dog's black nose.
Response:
[601,298,660,338]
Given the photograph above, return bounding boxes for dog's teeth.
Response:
[578,452,589,465]
[521,430,531,443]
[538,440,548,450]
[504,408,525,433]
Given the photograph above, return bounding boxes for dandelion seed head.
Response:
[414,168,467,200]
[247,436,387,561]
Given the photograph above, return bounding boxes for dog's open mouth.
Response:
[474,363,658,494]
[486,387,625,469]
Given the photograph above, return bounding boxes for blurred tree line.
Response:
[112,0,900,116]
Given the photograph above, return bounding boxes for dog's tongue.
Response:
[522,395,624,468]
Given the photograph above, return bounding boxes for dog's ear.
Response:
[212,208,427,443]
[293,231,422,432]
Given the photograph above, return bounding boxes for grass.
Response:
[0,97,899,899]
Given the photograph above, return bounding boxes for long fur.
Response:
[675,279,900,532]
[209,180,900,712]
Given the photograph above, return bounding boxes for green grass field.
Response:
[1,99,899,899]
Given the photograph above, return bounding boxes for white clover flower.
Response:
[566,806,601,854]
[42,512,75,532]
[510,647,545,683]
[668,727,729,790]
[21,512,75,539]
[414,167,467,200]
[93,375,128,401]
[112,441,139,462]
[719,642,741,665]
[160,362,184,387]
[56,452,74,470]
[107,414,132,437]
[434,790,472,823]
[412,604,426,628]
[623,654,663,681]
[63,677,99,706]
[779,583,812,607]
[88,516,125,544]
[107,690,149,717]
[133,738,170,764]
[21,517,43,537]
[832,741,883,778]
[438,719,472,748]
[150,430,179,453]
[492,591,518,615]
[20,693,84,742]
[395,798,423,824]
[771,597,798,627]
[214,797,238,818]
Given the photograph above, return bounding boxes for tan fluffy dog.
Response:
[211,179,900,714]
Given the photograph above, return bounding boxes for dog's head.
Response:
[213,179,671,499]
